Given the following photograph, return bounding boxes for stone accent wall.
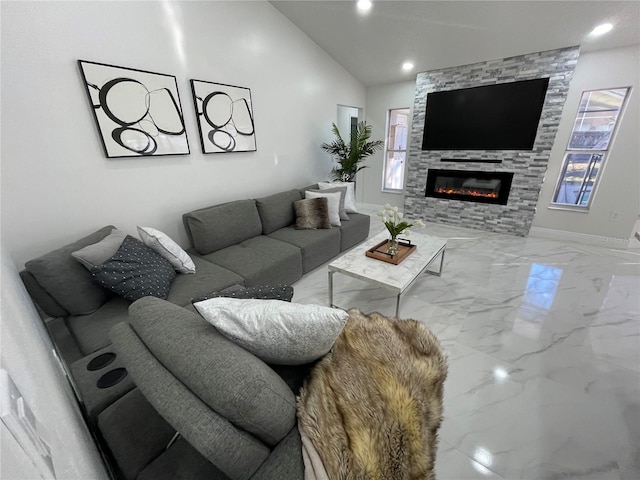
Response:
[404,46,580,236]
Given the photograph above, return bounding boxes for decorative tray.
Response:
[365,238,416,265]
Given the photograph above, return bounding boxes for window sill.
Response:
[548,204,590,213]
[382,189,404,195]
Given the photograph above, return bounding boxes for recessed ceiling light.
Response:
[402,61,414,71]
[590,23,613,36]
[357,0,372,13]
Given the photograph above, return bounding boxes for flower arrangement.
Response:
[377,204,425,255]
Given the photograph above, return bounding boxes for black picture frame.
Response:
[78,60,190,158]
[190,79,256,154]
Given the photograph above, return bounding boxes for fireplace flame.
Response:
[435,187,498,198]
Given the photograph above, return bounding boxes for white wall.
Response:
[532,45,640,242]
[0,2,364,476]
[362,80,416,206]
[0,250,109,479]
[0,0,365,268]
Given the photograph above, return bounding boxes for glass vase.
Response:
[387,236,399,256]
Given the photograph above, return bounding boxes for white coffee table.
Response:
[328,231,446,317]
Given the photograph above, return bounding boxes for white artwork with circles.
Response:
[78,60,190,158]
[190,79,256,154]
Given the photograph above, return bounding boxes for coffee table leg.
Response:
[395,294,401,318]
[424,247,446,277]
[328,270,334,307]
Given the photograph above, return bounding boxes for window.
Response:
[552,87,630,208]
[383,108,410,191]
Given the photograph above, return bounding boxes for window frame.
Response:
[382,107,411,193]
[550,86,631,211]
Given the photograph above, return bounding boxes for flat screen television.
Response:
[421,77,549,151]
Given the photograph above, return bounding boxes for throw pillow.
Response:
[307,186,349,221]
[137,226,196,274]
[191,284,294,304]
[71,228,127,269]
[318,181,357,213]
[294,197,331,230]
[193,297,348,365]
[305,190,342,226]
[90,235,176,302]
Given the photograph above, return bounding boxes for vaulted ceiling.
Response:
[271,1,640,86]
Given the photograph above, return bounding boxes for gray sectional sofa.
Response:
[19,183,370,479]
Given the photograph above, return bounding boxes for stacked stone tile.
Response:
[405,46,580,236]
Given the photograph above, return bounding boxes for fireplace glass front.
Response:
[425,169,514,205]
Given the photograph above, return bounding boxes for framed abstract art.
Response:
[190,79,256,154]
[78,60,190,157]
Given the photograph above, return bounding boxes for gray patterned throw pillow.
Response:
[90,235,176,301]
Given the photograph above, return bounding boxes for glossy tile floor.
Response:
[292,208,640,480]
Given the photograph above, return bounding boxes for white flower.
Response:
[393,206,399,212]
[397,212,404,219]
[403,229,411,235]
[383,203,393,210]
[415,220,425,228]
[376,211,384,217]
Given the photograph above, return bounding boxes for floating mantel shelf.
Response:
[440,158,502,163]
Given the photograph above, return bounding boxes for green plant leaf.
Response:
[321,121,384,181]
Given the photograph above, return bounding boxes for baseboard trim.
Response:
[529,227,631,249]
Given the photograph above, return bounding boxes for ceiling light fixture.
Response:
[357,0,372,13]
[402,61,414,71]
[590,23,613,36]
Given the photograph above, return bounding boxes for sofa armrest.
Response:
[110,322,269,480]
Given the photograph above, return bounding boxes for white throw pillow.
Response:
[318,181,357,213]
[193,297,348,365]
[137,226,196,274]
[305,190,342,226]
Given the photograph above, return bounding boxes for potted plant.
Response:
[321,121,384,182]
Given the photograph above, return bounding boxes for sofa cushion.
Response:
[183,199,263,255]
[255,189,302,235]
[90,236,176,302]
[65,257,243,356]
[66,296,131,355]
[125,297,297,446]
[336,212,371,251]
[193,297,348,365]
[24,225,116,316]
[268,226,340,273]
[20,270,70,319]
[293,197,331,230]
[165,255,244,307]
[201,236,303,287]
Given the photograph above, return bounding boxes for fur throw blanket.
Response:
[297,309,448,480]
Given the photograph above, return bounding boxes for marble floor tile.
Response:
[292,212,640,479]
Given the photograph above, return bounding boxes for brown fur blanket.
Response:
[297,309,448,480]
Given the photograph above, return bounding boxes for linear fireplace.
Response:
[425,169,514,205]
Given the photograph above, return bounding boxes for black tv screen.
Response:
[421,78,549,151]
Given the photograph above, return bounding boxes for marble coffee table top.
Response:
[328,231,447,293]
